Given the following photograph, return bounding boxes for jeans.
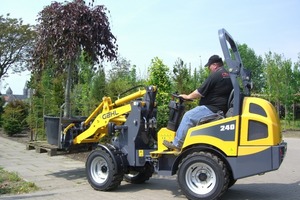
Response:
[173,105,214,147]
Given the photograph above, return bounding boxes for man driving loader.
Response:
[163,55,233,150]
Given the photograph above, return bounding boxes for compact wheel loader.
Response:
[62,28,287,200]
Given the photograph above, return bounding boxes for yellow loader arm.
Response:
[64,88,147,145]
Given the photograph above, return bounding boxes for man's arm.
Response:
[180,89,202,100]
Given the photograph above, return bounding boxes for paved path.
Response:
[0,136,299,200]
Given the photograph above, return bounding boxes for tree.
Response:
[106,56,138,100]
[3,100,28,136]
[292,53,300,120]
[172,58,192,94]
[0,96,5,126]
[0,14,36,80]
[91,65,106,102]
[32,0,118,117]
[264,52,281,104]
[148,57,172,93]
[71,52,96,116]
[264,52,294,120]
[237,43,264,93]
[293,53,300,97]
[148,57,172,128]
[281,58,293,121]
[27,63,65,140]
[172,58,203,110]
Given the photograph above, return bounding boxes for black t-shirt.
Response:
[197,67,233,113]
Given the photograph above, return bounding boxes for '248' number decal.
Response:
[220,124,235,131]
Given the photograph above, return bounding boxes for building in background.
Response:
[1,82,31,106]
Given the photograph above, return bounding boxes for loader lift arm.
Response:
[63,86,156,145]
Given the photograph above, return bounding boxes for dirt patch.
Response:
[63,151,90,162]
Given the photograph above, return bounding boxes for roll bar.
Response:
[218,28,252,116]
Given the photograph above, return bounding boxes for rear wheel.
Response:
[228,175,237,189]
[177,151,229,200]
[124,163,154,184]
[86,149,123,191]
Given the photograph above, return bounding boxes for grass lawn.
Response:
[0,167,39,195]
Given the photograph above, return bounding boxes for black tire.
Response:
[124,163,154,184]
[85,149,123,191]
[177,151,229,200]
[228,176,237,189]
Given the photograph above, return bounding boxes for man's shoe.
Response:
[163,140,181,150]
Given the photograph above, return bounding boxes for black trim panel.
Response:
[191,120,236,141]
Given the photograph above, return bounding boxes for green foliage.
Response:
[0,14,36,79]
[3,118,22,136]
[195,65,209,89]
[172,58,205,110]
[238,43,264,93]
[106,56,138,101]
[291,54,300,102]
[148,57,172,128]
[91,66,106,102]
[0,97,5,126]
[42,68,65,115]
[27,65,64,139]
[263,52,300,125]
[0,167,39,195]
[71,53,96,116]
[264,53,289,100]
[281,119,300,131]
[148,57,172,93]
[172,58,192,93]
[74,55,140,118]
[3,100,28,136]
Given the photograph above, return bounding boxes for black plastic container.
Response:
[44,116,60,146]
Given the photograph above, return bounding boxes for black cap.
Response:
[205,55,223,67]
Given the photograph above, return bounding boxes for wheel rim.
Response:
[126,171,139,178]
[90,156,109,184]
[185,162,216,195]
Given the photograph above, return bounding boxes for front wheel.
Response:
[177,151,229,200]
[85,149,123,191]
[124,163,154,184]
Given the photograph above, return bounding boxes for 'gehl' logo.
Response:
[102,110,119,119]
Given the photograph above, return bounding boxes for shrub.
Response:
[3,118,22,136]
[2,100,28,136]
[0,97,5,127]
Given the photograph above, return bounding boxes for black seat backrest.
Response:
[225,89,234,117]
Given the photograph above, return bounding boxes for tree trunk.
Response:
[64,64,72,118]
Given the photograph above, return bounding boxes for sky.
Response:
[1,0,300,94]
